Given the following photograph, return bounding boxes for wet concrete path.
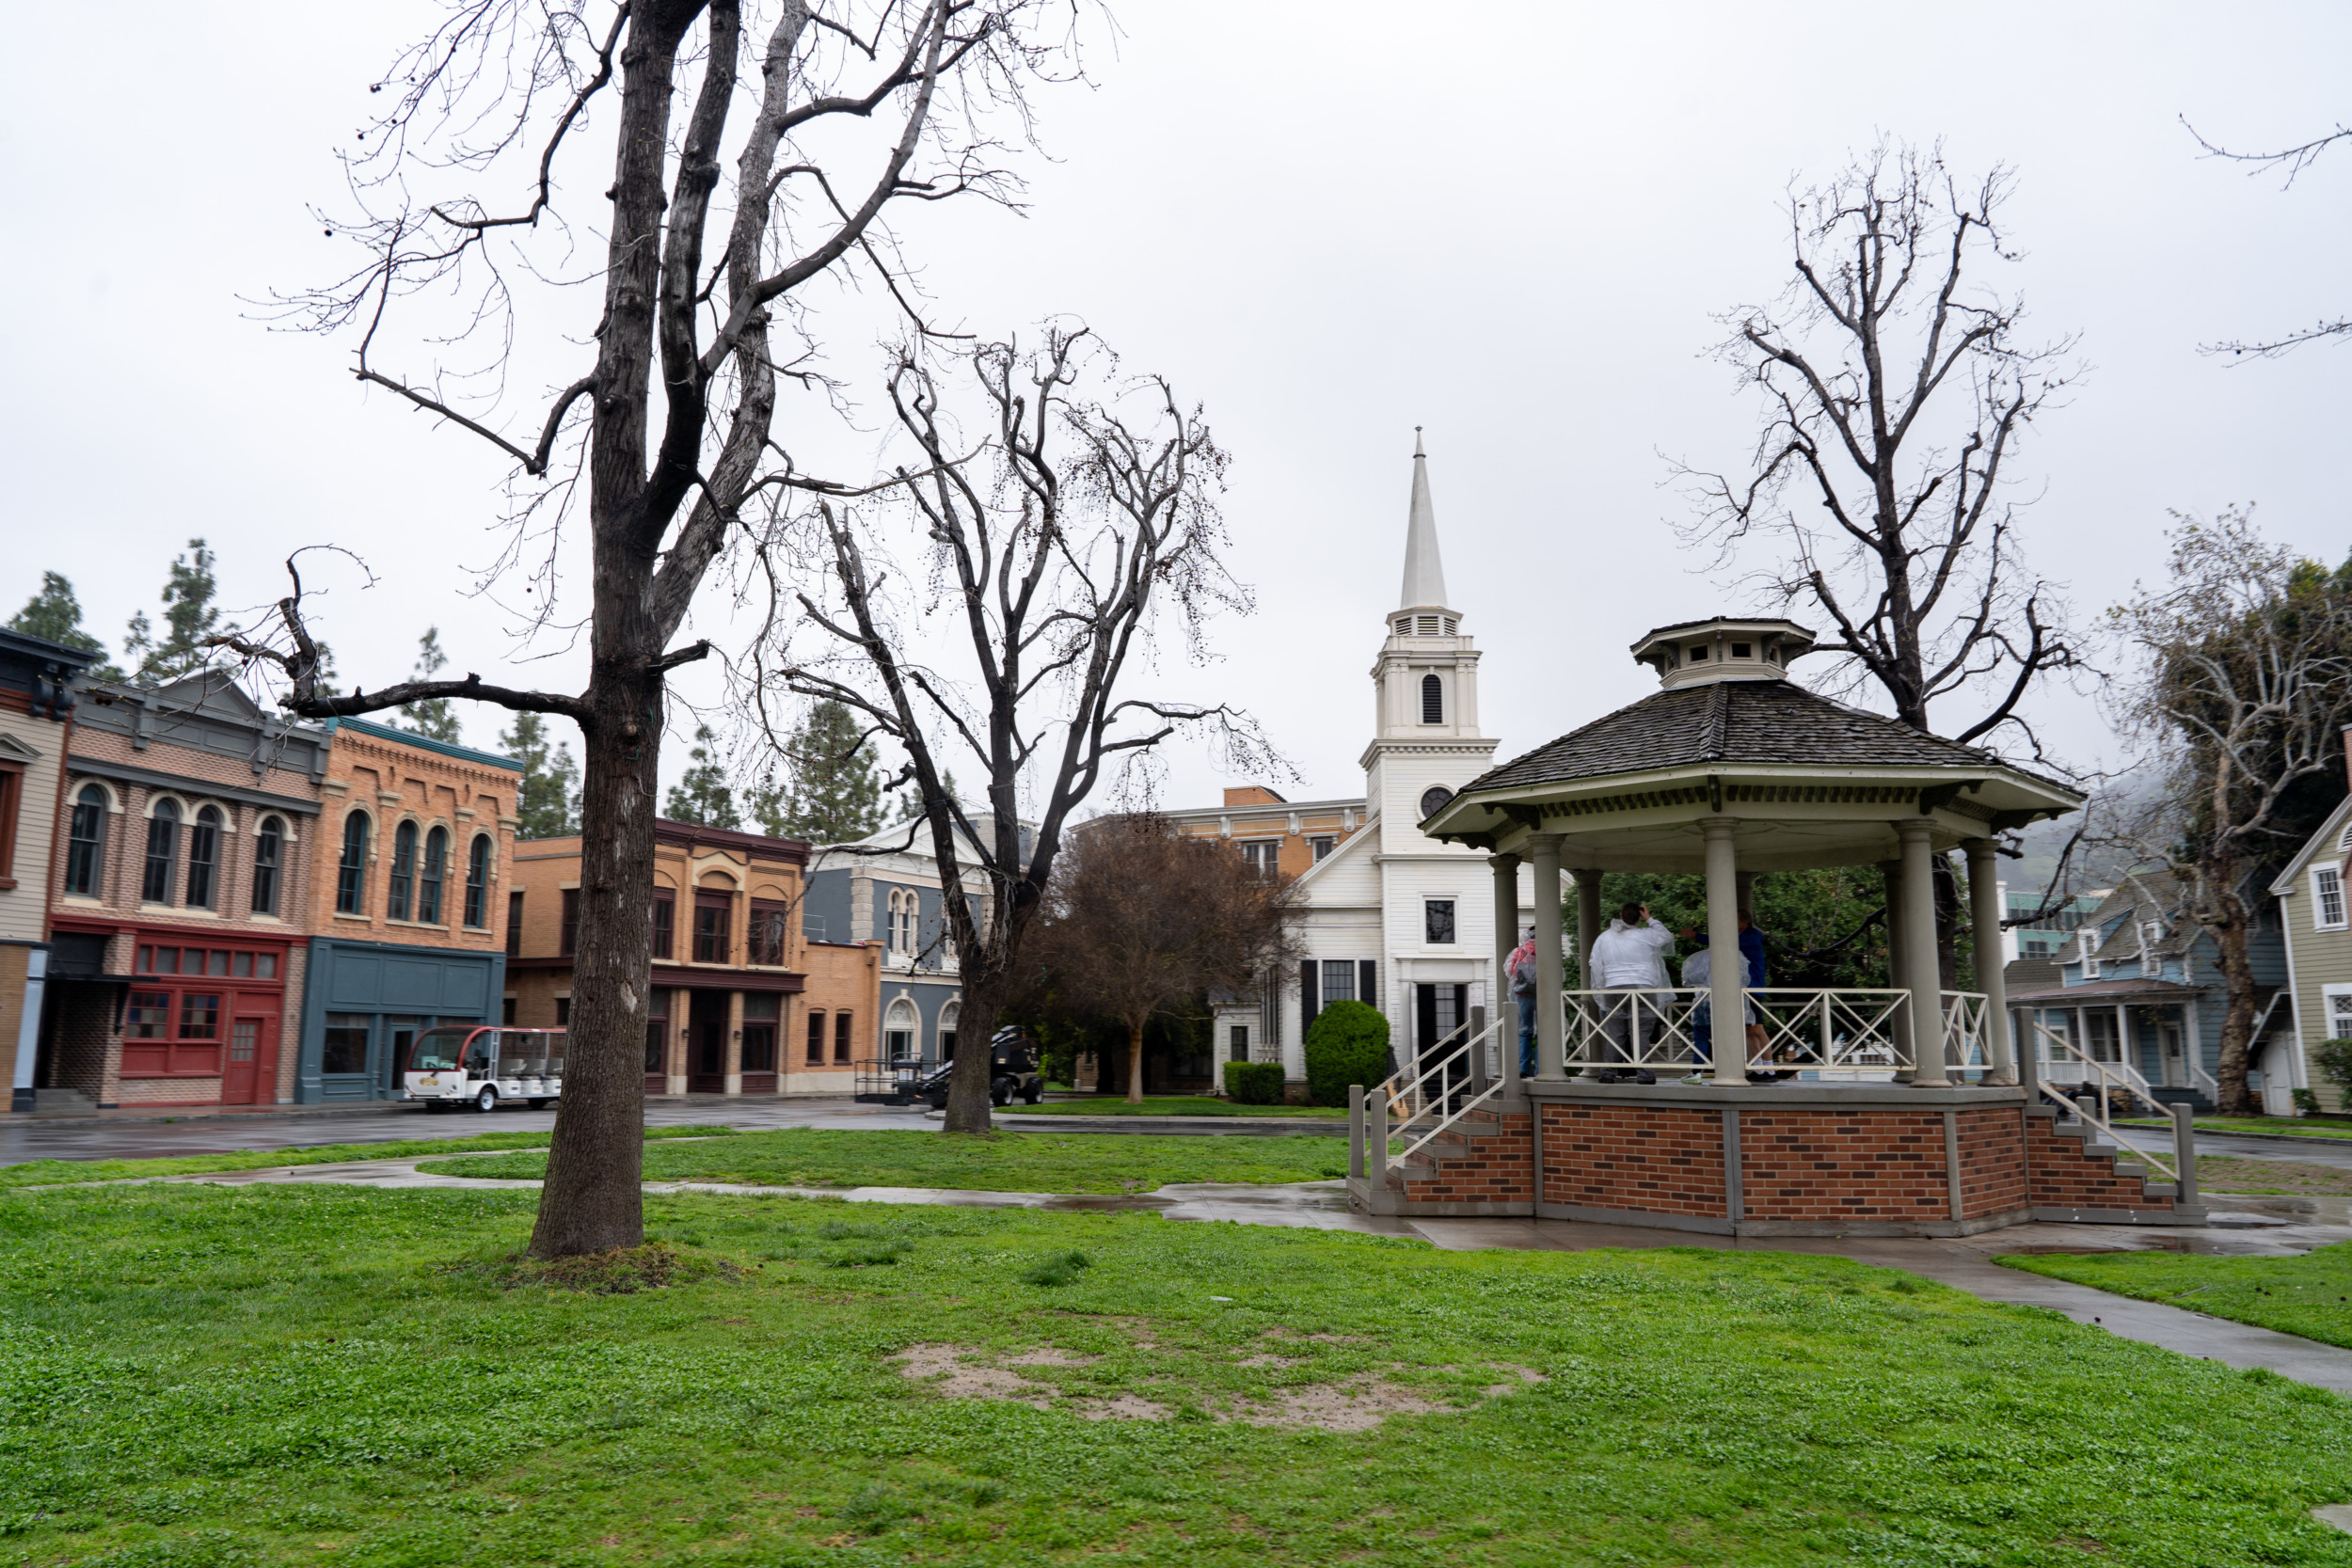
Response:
[123,1151,2352,1396]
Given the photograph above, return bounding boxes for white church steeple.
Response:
[1397,426,1453,616]
[1361,432,1497,845]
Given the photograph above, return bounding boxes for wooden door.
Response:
[687,990,729,1094]
[222,1012,274,1105]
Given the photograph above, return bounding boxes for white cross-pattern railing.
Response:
[1556,988,1990,1076]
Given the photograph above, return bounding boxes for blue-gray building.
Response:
[803,817,1013,1066]
[2005,870,2287,1112]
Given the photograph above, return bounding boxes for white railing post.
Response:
[2170,1101,2199,1207]
[1369,1087,1389,1187]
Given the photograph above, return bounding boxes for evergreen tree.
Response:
[751,700,884,843]
[663,725,741,829]
[892,769,961,827]
[501,711,580,839]
[6,572,122,678]
[121,539,230,685]
[400,627,465,744]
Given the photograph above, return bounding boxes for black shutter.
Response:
[1300,958,1320,1032]
[1359,959,1378,1010]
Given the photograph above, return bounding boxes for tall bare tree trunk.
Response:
[1125,1020,1147,1105]
[2208,876,2261,1117]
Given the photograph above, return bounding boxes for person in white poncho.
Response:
[1585,902,1675,1084]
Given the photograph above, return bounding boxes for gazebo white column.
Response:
[1703,819,1745,1085]
[1529,834,1565,1080]
[1964,838,2015,1085]
[1880,857,1913,1075]
[1489,851,1522,1091]
[1576,864,1602,1077]
[1898,821,1948,1087]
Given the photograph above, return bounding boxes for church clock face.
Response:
[1419,785,1454,820]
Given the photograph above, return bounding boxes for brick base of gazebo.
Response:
[1347,1082,2203,1236]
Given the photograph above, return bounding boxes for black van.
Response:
[910,1026,1043,1109]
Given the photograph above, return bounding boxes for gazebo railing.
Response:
[1558,988,1991,1077]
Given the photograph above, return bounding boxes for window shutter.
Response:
[1359,960,1378,1009]
[1300,959,1319,1031]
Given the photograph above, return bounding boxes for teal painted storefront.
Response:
[297,937,508,1101]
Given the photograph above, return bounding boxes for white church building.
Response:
[1163,436,1550,1085]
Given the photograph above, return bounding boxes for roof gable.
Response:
[2268,792,2352,895]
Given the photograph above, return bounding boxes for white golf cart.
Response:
[403,1024,566,1113]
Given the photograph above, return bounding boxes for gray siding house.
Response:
[2005,870,2289,1113]
[2268,790,2352,1112]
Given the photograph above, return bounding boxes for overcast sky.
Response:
[3,3,2346,816]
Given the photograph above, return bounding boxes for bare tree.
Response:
[213,1,1075,1257]
[755,325,1269,1132]
[2110,509,2352,1115]
[1678,141,2085,758]
[2185,117,2352,358]
[1034,815,1299,1103]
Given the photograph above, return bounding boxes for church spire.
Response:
[1398,426,1452,611]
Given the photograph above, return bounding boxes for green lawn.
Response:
[2002,1240,2352,1351]
[421,1128,1355,1192]
[0,1124,736,1190]
[6,1184,2352,1565]
[1012,1096,1344,1118]
[2122,1116,2352,1141]
[2199,1157,2352,1195]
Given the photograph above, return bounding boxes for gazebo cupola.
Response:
[1629,617,1818,689]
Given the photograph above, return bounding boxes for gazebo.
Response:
[1345,617,2208,1236]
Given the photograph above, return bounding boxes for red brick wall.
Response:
[1957,1107,2030,1219]
[1737,1107,1948,1225]
[1541,1103,1725,1216]
[1394,1108,1534,1206]
[2026,1111,2174,1213]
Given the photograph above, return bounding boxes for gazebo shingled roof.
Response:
[1460,679,2077,800]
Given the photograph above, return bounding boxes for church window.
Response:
[1420,673,1443,723]
[1320,960,1356,1005]
[1424,899,1456,944]
[1419,785,1454,820]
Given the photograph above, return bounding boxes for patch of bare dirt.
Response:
[890,1342,1546,1431]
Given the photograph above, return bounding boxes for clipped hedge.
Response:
[1223,1061,1285,1105]
[1303,1000,1391,1108]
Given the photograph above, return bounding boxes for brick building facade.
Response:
[294,719,520,1101]
[39,674,326,1109]
[507,817,877,1098]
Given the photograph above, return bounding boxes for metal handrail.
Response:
[1379,1014,1510,1125]
[2028,1018,2177,1184]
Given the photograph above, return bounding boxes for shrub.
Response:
[1303,1000,1392,1107]
[2313,1040,2352,1102]
[1224,1060,1284,1104]
[2295,1087,2323,1117]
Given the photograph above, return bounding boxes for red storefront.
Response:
[56,921,292,1106]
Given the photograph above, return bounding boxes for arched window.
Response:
[184,805,223,910]
[887,887,917,955]
[336,813,370,914]
[1420,673,1444,724]
[65,784,106,896]
[142,800,181,904]
[251,816,283,915]
[884,997,920,1062]
[464,833,492,928]
[387,821,419,921]
[418,826,449,925]
[939,1001,961,1063]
